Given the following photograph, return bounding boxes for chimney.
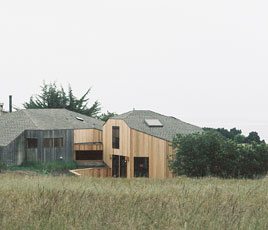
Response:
[9,95,12,113]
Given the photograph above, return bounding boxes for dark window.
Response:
[27,138,38,149]
[112,126,120,149]
[75,151,103,161]
[112,155,120,177]
[112,155,127,178]
[54,138,63,148]
[134,157,149,178]
[44,138,53,148]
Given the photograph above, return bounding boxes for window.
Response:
[112,126,120,149]
[54,138,63,148]
[44,138,53,148]
[134,157,149,178]
[44,138,64,148]
[75,151,103,160]
[145,119,163,127]
[27,138,38,149]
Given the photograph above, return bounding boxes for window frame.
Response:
[112,126,120,149]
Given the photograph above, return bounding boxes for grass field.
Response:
[1,172,268,230]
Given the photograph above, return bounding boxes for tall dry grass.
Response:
[1,173,268,230]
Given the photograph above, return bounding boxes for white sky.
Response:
[0,0,268,141]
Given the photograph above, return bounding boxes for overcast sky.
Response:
[0,0,267,141]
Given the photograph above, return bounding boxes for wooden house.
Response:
[103,110,203,179]
[0,109,104,167]
[0,109,202,179]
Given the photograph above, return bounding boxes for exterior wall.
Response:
[74,129,103,143]
[25,130,74,163]
[0,128,102,166]
[103,120,131,173]
[0,133,25,166]
[130,129,174,179]
[103,119,174,179]
[73,129,104,166]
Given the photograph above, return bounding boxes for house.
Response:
[0,109,203,179]
[0,109,104,167]
[103,110,203,179]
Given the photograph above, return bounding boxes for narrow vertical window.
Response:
[112,126,120,149]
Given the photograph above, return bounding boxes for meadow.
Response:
[1,172,268,230]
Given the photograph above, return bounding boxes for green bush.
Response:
[19,161,78,173]
[0,162,8,172]
[169,131,268,178]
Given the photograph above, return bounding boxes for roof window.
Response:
[75,116,84,122]
[145,119,163,127]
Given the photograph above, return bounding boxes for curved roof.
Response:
[0,109,104,146]
[113,110,203,142]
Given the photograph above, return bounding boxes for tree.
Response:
[23,82,101,118]
[234,134,246,144]
[169,131,268,178]
[203,127,265,144]
[229,128,242,140]
[246,132,262,144]
[98,111,118,122]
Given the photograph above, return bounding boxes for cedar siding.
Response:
[103,119,174,179]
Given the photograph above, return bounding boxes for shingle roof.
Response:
[0,109,104,146]
[113,110,203,142]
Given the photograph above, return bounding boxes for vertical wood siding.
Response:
[103,119,174,179]
[25,130,74,163]
[74,129,103,143]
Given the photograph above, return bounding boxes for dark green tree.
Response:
[169,131,268,178]
[23,82,101,118]
[234,134,246,144]
[246,132,262,144]
[98,111,118,122]
[229,128,242,140]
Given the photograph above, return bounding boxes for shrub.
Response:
[0,162,8,172]
[19,161,78,173]
[169,131,268,178]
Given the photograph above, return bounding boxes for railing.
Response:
[69,167,112,178]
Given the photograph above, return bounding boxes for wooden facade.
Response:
[103,119,174,179]
[73,129,104,163]
[25,130,74,163]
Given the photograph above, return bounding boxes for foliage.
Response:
[23,82,101,118]
[98,111,118,122]
[0,162,8,172]
[203,127,265,144]
[17,161,78,173]
[170,131,268,178]
[2,174,268,229]
[234,134,246,144]
[246,131,262,144]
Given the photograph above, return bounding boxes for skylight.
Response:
[145,119,163,127]
[75,116,84,122]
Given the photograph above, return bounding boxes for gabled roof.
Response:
[0,109,104,146]
[112,110,203,142]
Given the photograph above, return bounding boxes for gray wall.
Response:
[0,133,25,166]
[0,129,74,166]
[25,130,74,163]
